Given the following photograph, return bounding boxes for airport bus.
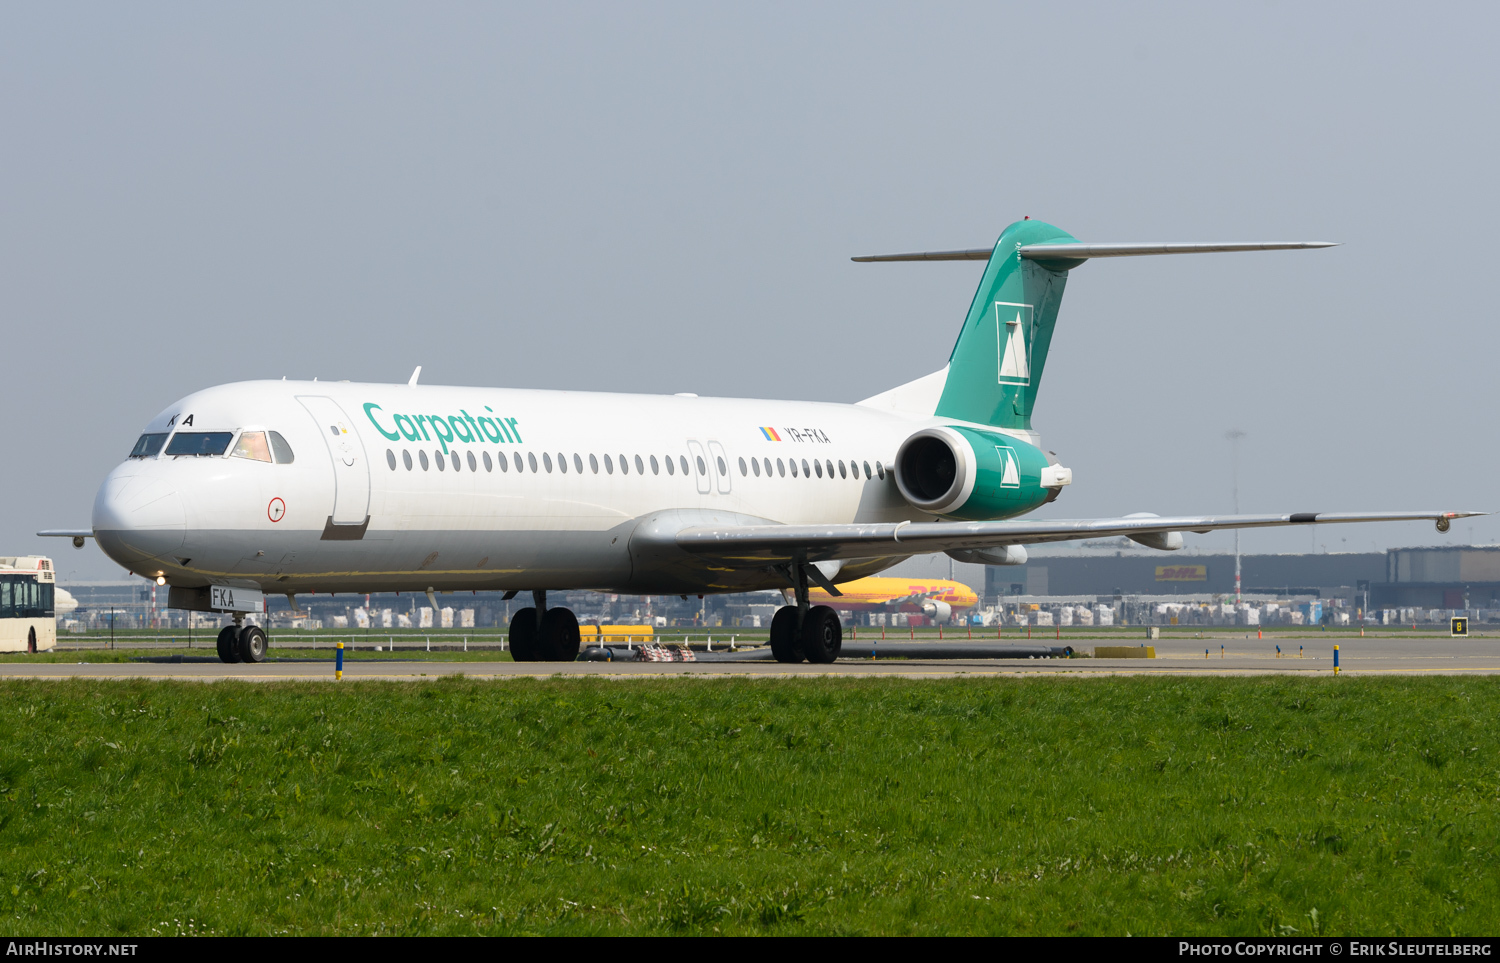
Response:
[0,556,56,652]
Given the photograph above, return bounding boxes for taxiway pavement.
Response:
[5,637,1499,680]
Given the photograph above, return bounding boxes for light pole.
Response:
[1226,429,1247,605]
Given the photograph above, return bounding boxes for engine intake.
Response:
[894,428,974,515]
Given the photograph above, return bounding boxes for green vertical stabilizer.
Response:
[933,219,1078,429]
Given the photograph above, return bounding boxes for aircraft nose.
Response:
[92,471,187,567]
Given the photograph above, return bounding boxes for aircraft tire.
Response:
[540,607,582,662]
[216,625,242,664]
[508,608,539,662]
[238,625,268,664]
[769,606,803,663]
[801,605,842,664]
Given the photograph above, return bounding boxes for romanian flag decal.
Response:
[759,427,781,441]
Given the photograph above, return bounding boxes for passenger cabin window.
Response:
[129,433,168,459]
[233,431,273,463]
[165,432,233,457]
[268,431,295,464]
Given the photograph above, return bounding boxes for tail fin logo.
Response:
[996,301,1033,385]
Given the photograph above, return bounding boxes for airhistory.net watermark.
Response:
[5,944,138,957]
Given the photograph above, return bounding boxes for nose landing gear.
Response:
[216,614,268,664]
[216,625,241,663]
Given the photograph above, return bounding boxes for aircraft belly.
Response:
[168,523,635,593]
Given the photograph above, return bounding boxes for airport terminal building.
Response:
[989,545,1500,612]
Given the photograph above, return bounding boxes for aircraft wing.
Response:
[674,511,1482,566]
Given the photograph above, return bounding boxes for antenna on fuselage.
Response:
[408,366,421,387]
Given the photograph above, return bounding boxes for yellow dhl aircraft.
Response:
[808,576,979,621]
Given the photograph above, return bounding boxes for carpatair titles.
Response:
[364,403,523,455]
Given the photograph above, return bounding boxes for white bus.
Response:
[0,556,56,652]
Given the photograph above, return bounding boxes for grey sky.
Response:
[4,2,1496,581]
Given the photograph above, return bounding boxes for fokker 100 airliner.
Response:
[42,219,1479,664]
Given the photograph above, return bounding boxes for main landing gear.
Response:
[216,613,268,664]
[507,589,582,662]
[769,563,843,664]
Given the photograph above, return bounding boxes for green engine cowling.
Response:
[893,425,1071,521]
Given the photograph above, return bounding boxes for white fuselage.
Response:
[93,379,1036,597]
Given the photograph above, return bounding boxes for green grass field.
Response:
[0,677,1495,935]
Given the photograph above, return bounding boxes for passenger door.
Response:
[685,440,711,495]
[706,441,732,494]
[297,396,371,525]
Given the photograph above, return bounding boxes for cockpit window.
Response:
[268,431,295,464]
[232,431,273,463]
[129,433,168,458]
[164,432,234,457]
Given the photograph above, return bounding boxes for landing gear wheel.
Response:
[769,606,803,663]
[216,625,242,664]
[508,608,538,662]
[238,625,268,663]
[540,608,582,662]
[801,605,842,664]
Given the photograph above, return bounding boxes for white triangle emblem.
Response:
[996,303,1031,384]
[1000,448,1020,487]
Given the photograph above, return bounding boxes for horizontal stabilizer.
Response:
[852,241,1338,263]
[1021,241,1338,259]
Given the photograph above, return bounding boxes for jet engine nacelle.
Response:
[947,545,1028,566]
[893,426,1070,520]
[920,599,953,622]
